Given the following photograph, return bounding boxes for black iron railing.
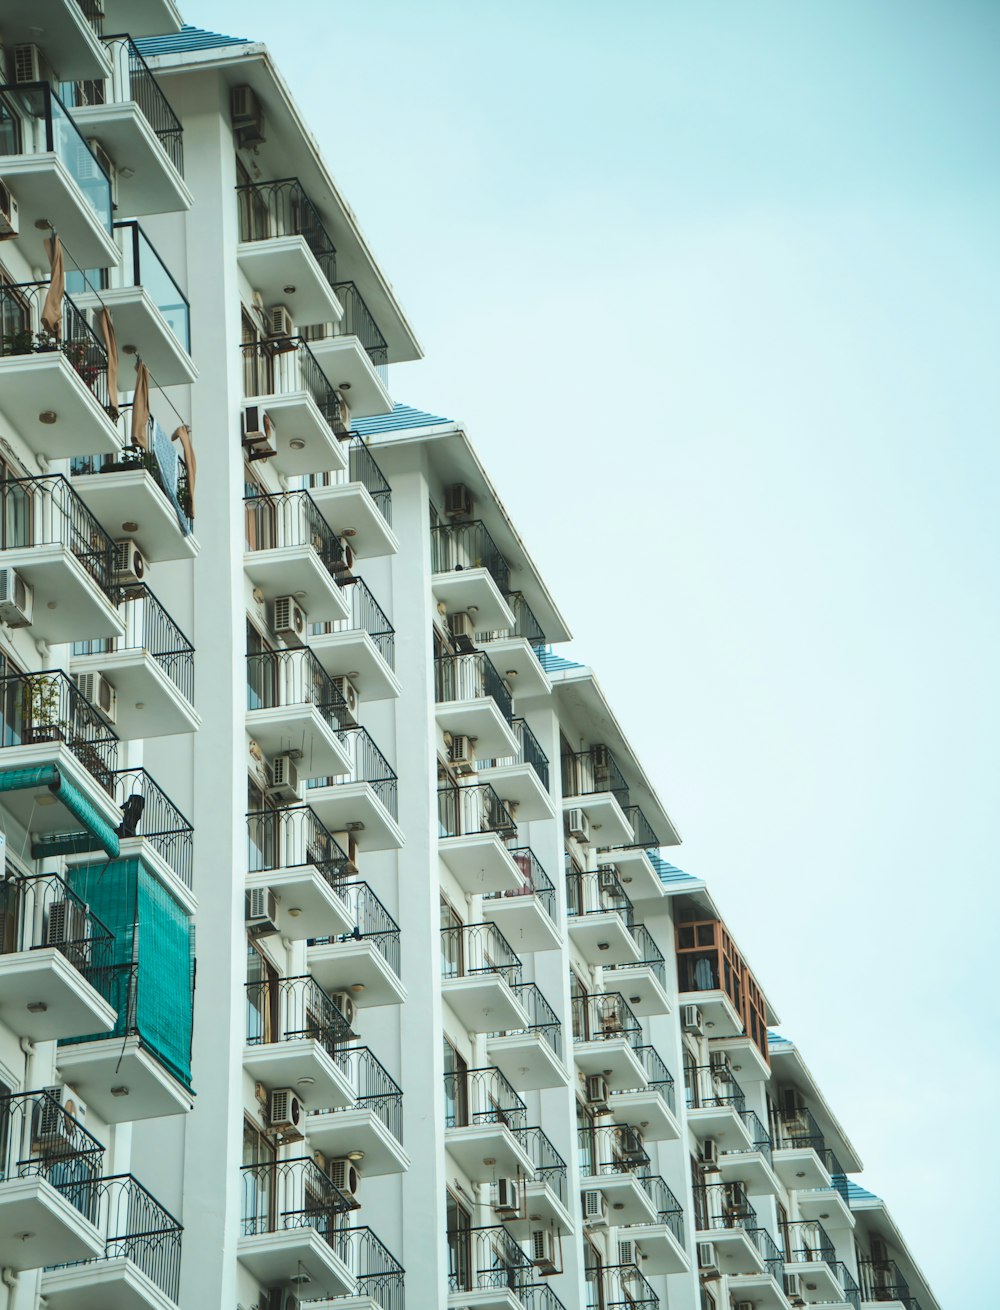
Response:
[312,434,392,526]
[311,882,401,979]
[477,591,546,648]
[775,1103,826,1153]
[246,805,351,897]
[523,1280,568,1310]
[0,472,119,598]
[447,1225,532,1295]
[492,982,562,1060]
[110,768,193,887]
[240,1156,353,1241]
[71,418,193,535]
[437,783,517,840]
[97,36,183,170]
[440,921,522,987]
[612,1045,676,1114]
[73,584,195,706]
[483,847,556,923]
[572,992,643,1051]
[749,1225,783,1280]
[76,0,106,30]
[430,519,510,593]
[785,1218,835,1266]
[334,1227,404,1310]
[0,279,115,410]
[245,974,354,1055]
[443,1065,527,1131]
[691,1181,758,1234]
[331,281,388,380]
[0,871,114,979]
[0,669,119,791]
[236,177,337,286]
[735,1108,773,1163]
[580,1122,650,1179]
[244,488,346,577]
[0,1090,103,1221]
[479,717,549,790]
[561,747,630,808]
[602,804,660,852]
[684,1062,747,1115]
[566,867,636,931]
[115,221,189,347]
[330,576,395,668]
[609,921,666,990]
[589,1265,658,1310]
[332,726,398,820]
[834,1262,862,1310]
[435,651,512,722]
[818,1147,850,1205]
[641,1174,685,1243]
[246,646,352,732]
[521,1127,567,1205]
[859,1259,914,1305]
[241,337,346,435]
[311,1046,402,1144]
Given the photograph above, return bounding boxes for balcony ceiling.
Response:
[73,286,196,386]
[0,353,121,460]
[2,0,110,79]
[70,103,192,216]
[0,156,120,269]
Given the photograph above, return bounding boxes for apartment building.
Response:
[0,7,940,1310]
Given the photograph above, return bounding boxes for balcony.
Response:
[566,868,641,966]
[246,805,355,941]
[684,1062,752,1151]
[319,1227,405,1310]
[307,881,405,1008]
[606,922,669,1017]
[104,0,184,37]
[784,1220,850,1304]
[0,872,117,1041]
[501,1128,573,1237]
[441,921,527,1032]
[620,1174,688,1274]
[447,1224,534,1310]
[244,974,356,1109]
[238,1155,355,1295]
[241,337,350,476]
[437,784,523,894]
[244,489,353,622]
[476,592,551,698]
[771,1103,833,1190]
[444,1066,534,1182]
[598,806,667,902]
[71,586,198,739]
[0,283,120,459]
[579,1124,658,1226]
[237,176,342,325]
[307,434,397,557]
[487,982,568,1090]
[307,281,392,416]
[796,1147,853,1227]
[0,1090,104,1272]
[691,1182,764,1276]
[608,1045,681,1142]
[718,1108,780,1196]
[586,1265,658,1310]
[310,577,399,700]
[39,1172,182,1310]
[481,848,561,953]
[246,648,353,780]
[431,520,514,632]
[435,651,518,759]
[479,718,555,822]
[572,992,647,1090]
[0,83,117,266]
[675,918,750,1039]
[859,1259,919,1309]
[307,1046,409,1177]
[561,748,633,848]
[305,726,402,851]
[4,1,111,80]
[728,1227,789,1310]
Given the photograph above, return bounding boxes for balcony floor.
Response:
[41,1257,178,1310]
[74,285,195,387]
[606,963,671,1018]
[480,893,563,955]
[245,705,351,780]
[685,1104,753,1152]
[561,792,633,848]
[445,1122,535,1183]
[304,781,403,852]
[573,1036,648,1091]
[478,762,554,823]
[567,911,641,967]
[478,636,551,700]
[1,543,124,643]
[0,740,121,841]
[771,1146,830,1192]
[244,391,348,478]
[237,1226,353,1298]
[696,1225,764,1276]
[0,1177,103,1272]
[246,866,354,941]
[608,1088,681,1142]
[72,649,199,740]
[678,988,745,1038]
[56,1035,193,1124]
[435,698,518,761]
[725,1272,789,1310]
[244,545,352,624]
[447,1290,521,1310]
[486,1031,569,1091]
[621,1221,689,1274]
[306,1107,410,1177]
[309,630,400,702]
[103,0,184,36]
[71,102,192,216]
[243,1038,355,1110]
[580,1172,658,1226]
[3,0,111,79]
[237,236,344,327]
[718,1148,782,1196]
[0,154,119,269]
[439,833,525,895]
[71,469,197,563]
[785,1258,846,1303]
[441,973,528,1034]
[0,352,121,460]
[605,848,666,903]
[309,483,398,559]
[309,335,392,417]
[505,1179,576,1236]
[307,940,406,1009]
[0,948,117,1042]
[431,568,514,634]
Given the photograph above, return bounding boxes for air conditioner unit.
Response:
[0,181,18,239]
[618,1126,644,1162]
[114,539,147,586]
[268,1087,302,1137]
[448,611,476,650]
[734,1301,755,1310]
[328,1157,361,1201]
[242,404,276,460]
[33,1095,76,1150]
[696,1241,718,1274]
[330,991,357,1030]
[339,539,355,574]
[273,595,307,643]
[680,1003,704,1035]
[0,567,33,627]
[267,754,300,803]
[585,1073,610,1112]
[75,671,117,725]
[334,390,352,432]
[332,675,360,724]
[709,1050,732,1079]
[597,868,620,895]
[231,84,266,143]
[723,1181,749,1213]
[444,482,473,518]
[701,1138,719,1168]
[494,1176,522,1216]
[565,807,590,844]
[783,1273,803,1301]
[86,138,117,198]
[268,304,294,337]
[13,43,50,84]
[529,1227,558,1275]
[618,1238,640,1266]
[43,1085,87,1129]
[46,899,91,970]
[245,886,278,935]
[447,733,476,774]
[581,1190,607,1226]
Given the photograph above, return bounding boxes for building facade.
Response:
[0,7,940,1310]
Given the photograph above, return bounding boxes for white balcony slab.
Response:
[561,792,633,848]
[607,848,666,902]
[71,469,198,562]
[573,1037,648,1092]
[709,1033,771,1083]
[580,1171,658,1226]
[609,1088,681,1143]
[237,1226,353,1297]
[771,1146,830,1192]
[0,741,121,839]
[678,988,745,1038]
[309,483,398,559]
[478,762,554,823]
[481,893,562,955]
[432,569,514,634]
[0,353,121,459]
[796,1185,855,1229]
[246,704,350,780]
[445,1123,535,1184]
[506,1179,576,1236]
[719,1147,782,1196]
[441,974,527,1035]
[238,236,344,327]
[606,964,671,1018]
[41,1256,179,1310]
[567,911,641,968]
[1,543,124,643]
[103,0,184,36]
[621,1222,689,1275]
[246,867,354,941]
[305,1108,409,1177]
[725,1272,789,1309]
[697,1225,764,1276]
[435,698,518,761]
[71,650,199,741]
[307,940,405,1010]
[478,636,551,700]
[439,833,524,896]
[56,1035,193,1123]
[0,155,119,269]
[309,336,392,417]
[486,1031,570,1092]
[785,1258,846,1303]
[245,391,348,477]
[304,782,403,852]
[70,102,192,217]
[447,1290,520,1310]
[74,285,195,386]
[309,630,400,702]
[244,545,351,623]
[3,0,111,79]
[686,1105,753,1152]
[243,1039,355,1110]
[0,948,117,1042]
[0,1177,103,1271]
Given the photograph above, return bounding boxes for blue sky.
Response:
[199,2,998,1300]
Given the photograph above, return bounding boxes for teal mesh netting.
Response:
[63,857,195,1090]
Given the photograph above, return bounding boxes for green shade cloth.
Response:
[0,764,120,858]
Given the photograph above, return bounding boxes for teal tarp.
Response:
[0,763,120,859]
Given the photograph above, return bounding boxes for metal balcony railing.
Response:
[588,1265,658,1310]
[435,650,512,723]
[430,519,510,593]
[329,281,388,381]
[0,871,114,979]
[447,1225,532,1296]
[684,1062,747,1116]
[443,1065,527,1131]
[0,1090,103,1222]
[71,415,193,535]
[642,1174,685,1242]
[859,1259,915,1306]
[73,584,195,707]
[561,747,630,808]
[749,1225,783,1280]
[601,803,660,852]
[76,0,105,30]
[492,982,562,1060]
[608,921,667,991]
[479,717,549,790]
[71,36,185,173]
[520,1127,567,1205]
[818,1147,850,1205]
[244,488,346,578]
[236,177,337,285]
[242,336,346,436]
[611,1045,676,1114]
[108,768,193,887]
[440,921,522,987]
[833,1263,862,1310]
[246,646,352,732]
[310,1046,403,1144]
[332,726,398,820]
[691,1181,758,1234]
[477,590,546,649]
[247,804,351,896]
[329,576,395,668]
[572,991,644,1051]
[240,1156,353,1243]
[245,974,355,1056]
[522,1283,568,1310]
[115,220,189,346]
[566,867,636,931]
[0,472,119,597]
[0,669,119,791]
[580,1122,650,1179]
[785,1218,835,1266]
[311,881,401,979]
[0,84,112,231]
[333,1227,404,1310]
[775,1102,826,1153]
[437,782,517,841]
[734,1107,773,1164]
[483,847,556,923]
[55,1172,182,1301]
[309,434,392,526]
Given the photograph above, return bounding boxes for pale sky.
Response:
[197,2,998,1301]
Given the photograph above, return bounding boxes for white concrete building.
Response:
[0,8,940,1310]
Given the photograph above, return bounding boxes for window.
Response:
[583,1240,604,1310]
[246,618,276,712]
[440,895,464,978]
[570,971,589,1040]
[245,940,278,1045]
[241,1117,275,1234]
[446,1191,472,1293]
[577,1099,596,1177]
[443,1039,468,1128]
